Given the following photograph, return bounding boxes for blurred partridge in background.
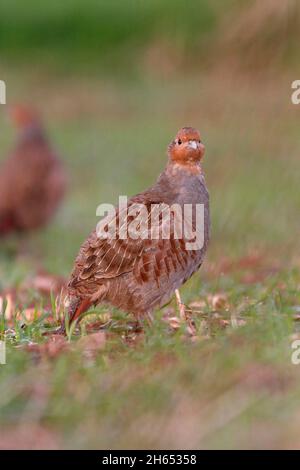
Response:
[61,127,210,332]
[0,105,66,236]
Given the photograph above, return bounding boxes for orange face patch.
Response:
[9,105,40,129]
[168,127,205,165]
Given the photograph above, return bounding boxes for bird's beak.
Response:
[188,140,198,150]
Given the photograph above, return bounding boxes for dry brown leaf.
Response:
[0,271,66,326]
[2,294,14,321]
[78,331,106,358]
[186,324,196,336]
[26,335,68,359]
[165,316,182,330]
[189,300,206,310]
[209,293,229,311]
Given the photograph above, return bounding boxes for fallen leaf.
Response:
[165,316,181,330]
[189,300,206,310]
[78,331,106,358]
[26,335,68,359]
[209,293,229,311]
[3,294,14,321]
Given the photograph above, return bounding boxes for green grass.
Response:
[1,269,300,449]
[0,67,300,449]
[0,0,217,72]
[0,0,299,73]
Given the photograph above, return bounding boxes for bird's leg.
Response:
[133,312,153,332]
[175,289,186,321]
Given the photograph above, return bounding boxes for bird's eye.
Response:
[177,139,182,145]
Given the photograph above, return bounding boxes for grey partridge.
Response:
[0,105,66,235]
[61,127,210,332]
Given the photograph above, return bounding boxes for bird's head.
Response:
[8,104,41,130]
[168,127,205,167]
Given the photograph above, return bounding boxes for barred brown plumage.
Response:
[61,127,210,333]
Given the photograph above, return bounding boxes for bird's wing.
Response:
[68,198,155,288]
[68,192,200,296]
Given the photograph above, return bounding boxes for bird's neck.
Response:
[166,160,203,177]
[18,125,46,144]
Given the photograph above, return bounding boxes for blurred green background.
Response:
[1,0,300,450]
